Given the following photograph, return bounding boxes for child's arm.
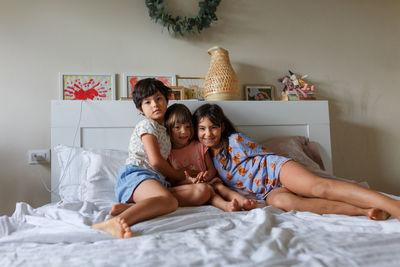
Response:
[202,150,217,182]
[142,134,185,184]
[167,158,198,185]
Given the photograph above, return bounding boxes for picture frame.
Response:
[176,76,205,99]
[245,85,275,101]
[123,74,176,98]
[59,73,116,100]
[169,86,185,100]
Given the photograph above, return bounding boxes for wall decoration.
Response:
[169,86,185,100]
[278,70,316,101]
[176,76,205,99]
[60,73,116,100]
[124,74,176,98]
[245,85,275,101]
[145,0,221,37]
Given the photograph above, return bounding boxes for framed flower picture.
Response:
[59,73,116,100]
[123,74,176,98]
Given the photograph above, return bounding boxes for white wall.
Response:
[0,0,399,215]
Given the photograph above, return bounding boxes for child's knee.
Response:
[266,193,295,211]
[193,184,212,204]
[311,180,332,198]
[164,195,179,212]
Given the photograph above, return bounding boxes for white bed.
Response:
[1,100,400,267]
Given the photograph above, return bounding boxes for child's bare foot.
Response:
[92,217,134,238]
[221,198,241,212]
[110,203,134,216]
[367,208,391,220]
[242,199,258,211]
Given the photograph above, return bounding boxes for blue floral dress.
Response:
[212,133,291,199]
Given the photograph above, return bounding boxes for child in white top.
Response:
[92,79,211,238]
[165,103,258,212]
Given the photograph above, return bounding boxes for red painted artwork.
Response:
[127,75,174,97]
[61,74,114,100]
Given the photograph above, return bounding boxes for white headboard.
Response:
[51,100,332,202]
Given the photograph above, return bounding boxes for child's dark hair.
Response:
[133,78,171,109]
[165,104,194,140]
[193,104,237,168]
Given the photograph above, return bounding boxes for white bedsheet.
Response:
[1,201,400,267]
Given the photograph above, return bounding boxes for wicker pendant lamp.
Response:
[203,46,239,100]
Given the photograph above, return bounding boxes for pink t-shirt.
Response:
[168,141,208,172]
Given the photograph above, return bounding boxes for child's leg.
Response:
[110,183,212,216]
[169,183,211,206]
[170,183,240,211]
[207,184,240,212]
[213,183,258,211]
[92,179,178,238]
[278,161,399,219]
[267,187,390,220]
[110,203,134,216]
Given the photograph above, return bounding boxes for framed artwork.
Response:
[59,73,116,100]
[176,76,205,99]
[169,86,185,100]
[124,74,176,98]
[245,85,275,101]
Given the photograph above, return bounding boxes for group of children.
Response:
[93,78,400,238]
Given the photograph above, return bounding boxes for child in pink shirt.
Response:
[165,104,258,212]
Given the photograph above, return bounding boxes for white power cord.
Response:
[39,100,84,197]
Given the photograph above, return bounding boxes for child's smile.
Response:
[197,117,222,151]
[171,122,192,148]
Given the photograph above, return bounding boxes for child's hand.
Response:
[202,171,213,181]
[184,171,202,184]
[185,169,200,178]
[195,171,212,183]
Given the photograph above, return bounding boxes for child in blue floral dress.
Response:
[193,104,397,221]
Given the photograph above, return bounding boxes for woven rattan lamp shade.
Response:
[203,46,239,100]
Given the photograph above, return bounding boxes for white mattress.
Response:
[1,200,400,267]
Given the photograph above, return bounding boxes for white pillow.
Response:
[54,145,88,202]
[82,149,127,203]
[54,145,127,203]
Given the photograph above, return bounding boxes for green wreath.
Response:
[145,0,222,36]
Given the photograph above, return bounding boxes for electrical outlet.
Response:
[28,149,50,164]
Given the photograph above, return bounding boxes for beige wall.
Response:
[0,0,399,215]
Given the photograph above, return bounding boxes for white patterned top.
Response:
[126,118,171,178]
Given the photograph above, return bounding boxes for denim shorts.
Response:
[115,164,171,203]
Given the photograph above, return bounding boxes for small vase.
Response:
[203,46,239,100]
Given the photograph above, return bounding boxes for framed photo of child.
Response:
[245,85,275,101]
[169,86,185,100]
